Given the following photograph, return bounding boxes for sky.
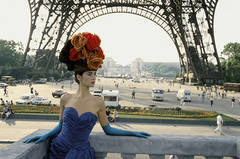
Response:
[0,0,239,66]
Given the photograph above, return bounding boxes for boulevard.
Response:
[64,77,240,120]
[1,77,240,121]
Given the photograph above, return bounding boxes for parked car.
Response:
[34,78,47,84]
[31,96,51,105]
[16,94,35,104]
[52,89,67,98]
[0,83,8,88]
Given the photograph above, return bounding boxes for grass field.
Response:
[1,104,238,122]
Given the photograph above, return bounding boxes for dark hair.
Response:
[59,40,92,85]
[59,40,90,72]
[74,71,84,84]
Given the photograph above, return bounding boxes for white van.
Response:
[152,88,164,101]
[101,90,120,108]
[177,89,192,102]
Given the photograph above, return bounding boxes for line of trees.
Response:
[0,39,72,81]
[220,42,240,82]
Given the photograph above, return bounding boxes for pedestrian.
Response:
[23,32,150,158]
[180,97,184,106]
[214,114,223,135]
[231,97,235,108]
[106,107,111,121]
[0,98,5,105]
[131,89,135,99]
[210,95,214,110]
[221,92,224,99]
[4,86,7,96]
[1,105,9,119]
[201,91,206,103]
[61,85,64,89]
[112,109,118,122]
[35,90,39,96]
[30,86,34,94]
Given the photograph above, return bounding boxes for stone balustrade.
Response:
[0,129,239,159]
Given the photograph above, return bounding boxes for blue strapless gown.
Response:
[47,107,97,159]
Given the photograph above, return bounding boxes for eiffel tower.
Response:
[21,0,222,83]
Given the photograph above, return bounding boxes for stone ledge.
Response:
[0,129,239,159]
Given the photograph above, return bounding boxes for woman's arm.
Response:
[23,93,68,144]
[97,99,151,138]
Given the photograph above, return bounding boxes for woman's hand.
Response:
[132,131,151,138]
[23,135,48,144]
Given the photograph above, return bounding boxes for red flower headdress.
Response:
[69,32,105,70]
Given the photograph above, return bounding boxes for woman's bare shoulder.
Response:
[60,93,72,103]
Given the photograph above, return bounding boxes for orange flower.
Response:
[80,47,88,60]
[69,48,81,61]
[71,33,87,52]
[87,53,103,70]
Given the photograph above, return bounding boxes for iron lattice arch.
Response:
[22,0,222,83]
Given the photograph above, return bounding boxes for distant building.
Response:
[102,57,131,77]
[131,58,144,77]
[103,57,117,77]
[102,57,179,78]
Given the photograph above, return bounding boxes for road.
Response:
[61,79,240,120]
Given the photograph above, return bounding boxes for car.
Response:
[34,78,47,84]
[152,88,164,101]
[52,89,67,98]
[0,83,8,88]
[16,94,35,104]
[31,96,51,105]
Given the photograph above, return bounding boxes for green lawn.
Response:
[118,114,238,121]
[3,105,238,122]
[15,112,238,122]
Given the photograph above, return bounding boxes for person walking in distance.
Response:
[201,91,206,103]
[210,95,214,111]
[231,97,235,108]
[214,114,223,135]
[111,109,118,122]
[4,86,7,96]
[131,89,135,99]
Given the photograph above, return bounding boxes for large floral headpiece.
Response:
[68,32,105,70]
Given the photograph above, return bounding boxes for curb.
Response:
[11,114,240,126]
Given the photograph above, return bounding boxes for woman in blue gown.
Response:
[23,32,151,159]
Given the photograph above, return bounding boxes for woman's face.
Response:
[79,71,97,87]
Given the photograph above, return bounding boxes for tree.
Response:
[221,42,240,82]
[0,39,24,67]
